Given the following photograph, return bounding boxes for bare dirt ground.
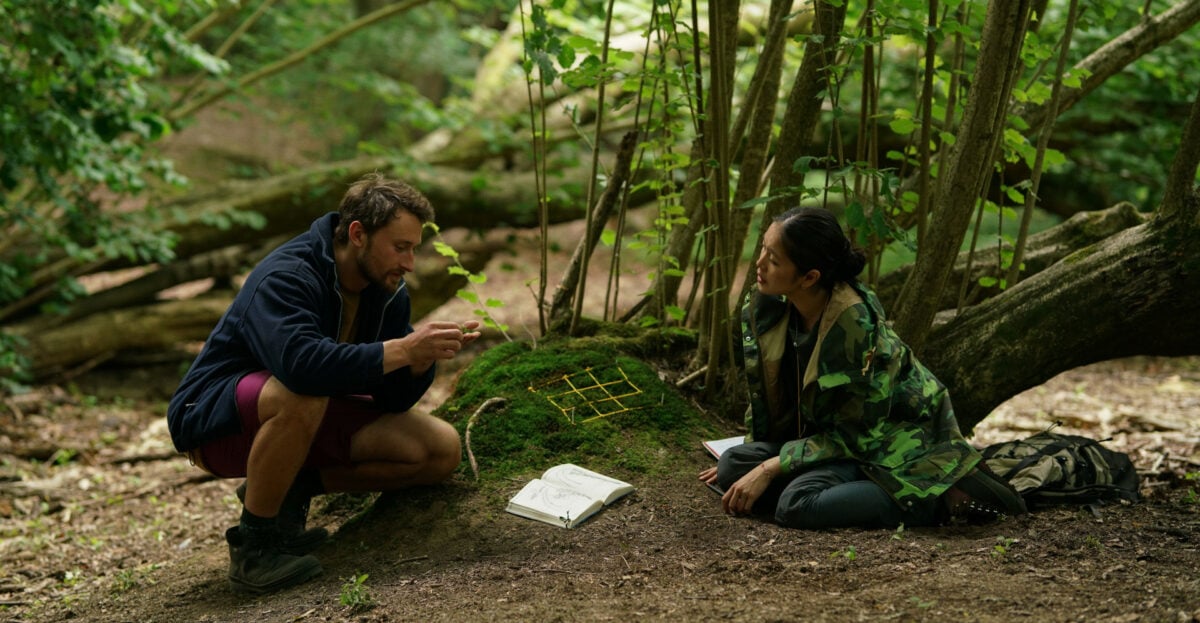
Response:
[1,352,1199,623]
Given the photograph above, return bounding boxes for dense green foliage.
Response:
[0,0,210,385]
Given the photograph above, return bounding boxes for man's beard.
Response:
[356,242,400,291]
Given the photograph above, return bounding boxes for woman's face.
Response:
[755,222,805,298]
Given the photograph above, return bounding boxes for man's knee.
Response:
[258,378,328,435]
[426,418,462,480]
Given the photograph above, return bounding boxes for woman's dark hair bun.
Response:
[772,207,865,289]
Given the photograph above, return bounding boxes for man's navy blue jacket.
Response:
[166,212,435,452]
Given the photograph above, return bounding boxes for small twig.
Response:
[676,365,708,388]
[396,555,429,565]
[1165,455,1200,468]
[102,451,182,465]
[464,397,507,480]
[79,473,215,507]
[2,399,23,422]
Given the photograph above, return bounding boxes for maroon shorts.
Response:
[192,370,382,478]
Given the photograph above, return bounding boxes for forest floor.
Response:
[1,352,1199,623]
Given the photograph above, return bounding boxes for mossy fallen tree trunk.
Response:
[159,158,600,263]
[10,238,503,381]
[924,216,1200,433]
[874,203,1147,310]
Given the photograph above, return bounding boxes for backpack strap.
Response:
[994,438,1078,482]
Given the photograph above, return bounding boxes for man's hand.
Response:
[383,320,483,374]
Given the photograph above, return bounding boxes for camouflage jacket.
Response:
[738,281,980,505]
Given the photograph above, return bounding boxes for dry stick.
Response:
[1165,455,1200,469]
[675,365,708,388]
[464,397,508,480]
[101,451,182,465]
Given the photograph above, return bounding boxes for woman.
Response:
[699,207,1024,529]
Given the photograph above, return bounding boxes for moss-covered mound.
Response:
[437,336,718,482]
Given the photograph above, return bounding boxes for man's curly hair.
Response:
[334,172,435,244]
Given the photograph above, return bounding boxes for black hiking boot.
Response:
[237,481,330,555]
[942,464,1028,524]
[226,525,322,595]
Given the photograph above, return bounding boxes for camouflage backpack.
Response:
[980,430,1140,508]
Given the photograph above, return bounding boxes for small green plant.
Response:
[427,224,511,340]
[1183,471,1199,504]
[110,563,159,594]
[991,536,1015,559]
[61,569,84,588]
[891,522,906,541]
[339,572,375,612]
[1084,535,1103,549]
[829,545,857,561]
[908,596,936,610]
[48,448,78,466]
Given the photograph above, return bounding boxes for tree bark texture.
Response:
[548,132,639,325]
[1160,82,1200,223]
[165,158,604,262]
[766,0,848,216]
[874,202,1146,310]
[893,0,1033,351]
[923,219,1200,433]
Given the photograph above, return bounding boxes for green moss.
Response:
[438,334,714,482]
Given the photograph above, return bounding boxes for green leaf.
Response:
[600,229,616,247]
[433,241,459,259]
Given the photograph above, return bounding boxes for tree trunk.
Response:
[9,237,503,380]
[1,156,618,325]
[166,158,602,262]
[18,236,289,333]
[766,0,848,216]
[874,202,1146,309]
[1160,81,1200,223]
[14,297,231,380]
[548,132,639,325]
[892,0,1033,351]
[924,219,1200,433]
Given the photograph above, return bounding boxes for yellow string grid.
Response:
[527,365,644,424]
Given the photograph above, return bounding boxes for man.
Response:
[167,173,480,594]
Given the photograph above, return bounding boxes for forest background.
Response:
[1,0,1199,621]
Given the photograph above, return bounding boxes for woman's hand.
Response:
[721,458,780,515]
[698,466,719,485]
